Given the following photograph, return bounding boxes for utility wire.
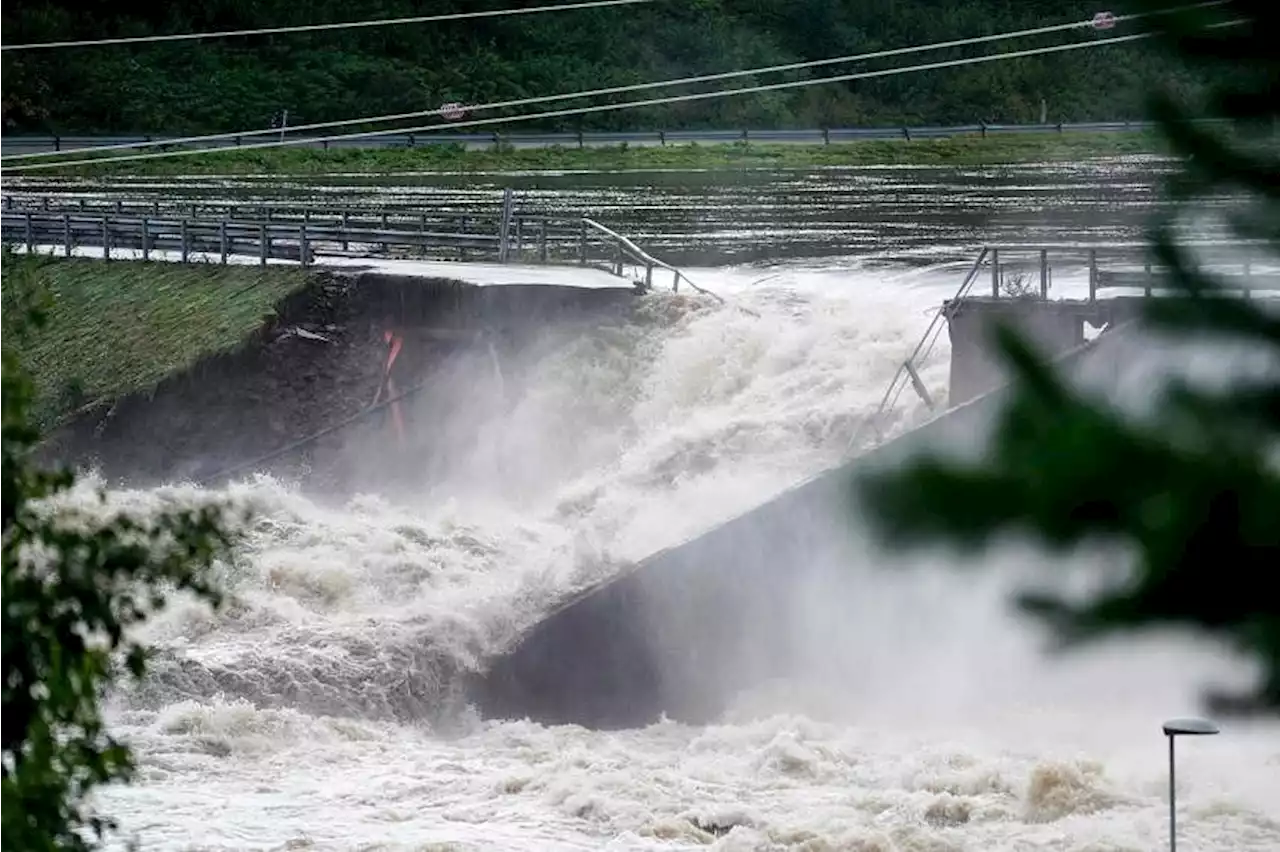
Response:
[4,4,1213,163]
[2,32,1177,173]
[0,0,657,52]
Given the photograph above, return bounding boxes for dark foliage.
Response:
[2,1,1226,134]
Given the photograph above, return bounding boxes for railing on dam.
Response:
[855,239,1280,449]
[0,193,701,295]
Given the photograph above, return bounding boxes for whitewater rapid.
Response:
[78,260,1279,850]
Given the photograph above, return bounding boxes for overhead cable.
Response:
[1,0,657,52]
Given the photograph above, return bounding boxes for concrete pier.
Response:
[945,295,1143,406]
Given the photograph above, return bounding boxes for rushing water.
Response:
[28,157,1279,850]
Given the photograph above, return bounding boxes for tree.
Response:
[854,0,1280,715]
[1,280,240,849]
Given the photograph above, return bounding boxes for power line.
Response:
[4,33,1162,173]
[3,5,1199,163]
[0,0,657,52]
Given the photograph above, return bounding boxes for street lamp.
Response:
[1162,717,1219,852]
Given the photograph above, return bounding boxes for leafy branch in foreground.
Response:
[2,278,241,849]
[853,0,1280,715]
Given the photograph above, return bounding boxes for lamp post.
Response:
[1162,717,1219,852]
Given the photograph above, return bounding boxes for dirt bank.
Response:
[45,268,638,495]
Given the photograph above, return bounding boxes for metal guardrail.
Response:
[975,241,1280,301]
[0,209,602,269]
[0,203,705,297]
[0,121,1161,156]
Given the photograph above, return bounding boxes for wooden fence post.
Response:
[260,223,268,266]
[990,248,999,296]
[1039,249,1048,299]
[24,212,34,253]
[181,220,190,263]
[220,221,229,264]
[1088,249,1098,302]
[142,217,151,261]
[101,218,111,262]
[299,223,309,267]
[64,213,72,257]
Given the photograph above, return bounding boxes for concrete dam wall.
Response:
[466,324,1135,729]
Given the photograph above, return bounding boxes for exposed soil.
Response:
[44,268,638,496]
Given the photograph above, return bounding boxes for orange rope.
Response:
[373,329,406,443]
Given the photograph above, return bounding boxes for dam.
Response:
[31,229,1266,730]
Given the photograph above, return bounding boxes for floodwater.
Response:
[7,155,1189,267]
[18,157,1278,850]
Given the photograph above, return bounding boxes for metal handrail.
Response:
[845,247,990,456]
[580,217,725,303]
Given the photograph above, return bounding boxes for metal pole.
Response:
[1162,718,1219,852]
[498,188,514,263]
[1168,734,1177,852]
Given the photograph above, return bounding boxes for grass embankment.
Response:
[38,131,1167,177]
[1,255,308,428]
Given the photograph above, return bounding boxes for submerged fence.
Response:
[0,121,1162,156]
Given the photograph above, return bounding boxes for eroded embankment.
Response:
[44,269,638,494]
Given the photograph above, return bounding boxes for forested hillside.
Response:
[2,0,1209,135]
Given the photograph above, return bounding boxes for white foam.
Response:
[44,257,1278,850]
